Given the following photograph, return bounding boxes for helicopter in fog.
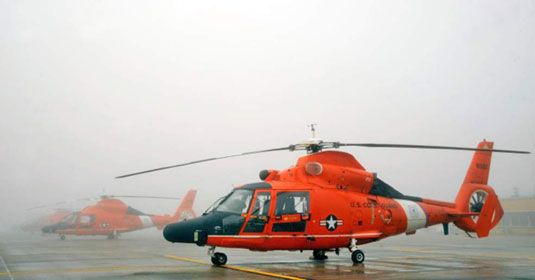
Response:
[116,126,529,265]
[41,190,197,240]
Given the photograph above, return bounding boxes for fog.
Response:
[1,1,533,230]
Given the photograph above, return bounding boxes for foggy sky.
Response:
[1,1,534,229]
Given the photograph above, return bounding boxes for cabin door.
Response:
[242,191,272,234]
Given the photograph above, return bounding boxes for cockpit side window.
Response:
[250,192,271,216]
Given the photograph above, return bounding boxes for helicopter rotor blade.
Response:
[115,140,529,179]
[25,197,95,211]
[116,146,291,179]
[107,195,181,200]
[337,143,530,154]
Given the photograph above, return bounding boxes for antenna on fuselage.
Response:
[308,123,317,138]
[304,123,323,153]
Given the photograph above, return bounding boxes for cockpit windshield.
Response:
[204,196,226,214]
[213,189,253,215]
[61,212,79,224]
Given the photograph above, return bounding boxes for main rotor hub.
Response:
[289,138,341,154]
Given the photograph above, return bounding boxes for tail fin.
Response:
[463,140,493,185]
[454,140,504,237]
[172,189,197,222]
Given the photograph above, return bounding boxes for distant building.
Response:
[495,197,535,235]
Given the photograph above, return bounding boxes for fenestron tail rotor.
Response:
[469,190,488,222]
[116,138,529,179]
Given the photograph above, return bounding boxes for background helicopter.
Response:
[42,189,197,240]
[117,129,529,265]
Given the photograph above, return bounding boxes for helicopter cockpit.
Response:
[41,211,79,233]
[164,183,270,244]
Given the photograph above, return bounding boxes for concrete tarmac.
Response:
[1,229,534,280]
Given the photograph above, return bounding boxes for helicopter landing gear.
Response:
[349,238,365,264]
[312,250,328,260]
[107,231,119,240]
[211,252,228,266]
[351,250,365,264]
[60,235,66,240]
[208,246,227,266]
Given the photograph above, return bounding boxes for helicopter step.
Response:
[311,250,328,260]
[311,248,341,260]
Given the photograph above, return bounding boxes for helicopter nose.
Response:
[42,224,56,234]
[163,220,196,243]
[163,212,226,244]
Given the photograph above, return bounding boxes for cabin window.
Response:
[79,215,95,228]
[79,215,95,224]
[275,192,310,215]
[272,191,310,233]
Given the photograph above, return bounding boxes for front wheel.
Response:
[211,252,227,266]
[351,250,365,264]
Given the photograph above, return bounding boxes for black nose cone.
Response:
[163,212,227,243]
[163,221,195,243]
[42,224,57,234]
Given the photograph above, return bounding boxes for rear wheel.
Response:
[211,252,227,266]
[351,250,365,264]
[60,235,66,240]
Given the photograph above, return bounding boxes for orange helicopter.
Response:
[42,189,197,240]
[117,127,529,265]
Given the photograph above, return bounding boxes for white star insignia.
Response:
[326,216,337,230]
[320,215,343,231]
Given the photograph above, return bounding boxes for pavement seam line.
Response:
[0,256,14,280]
[165,254,305,280]
[393,248,535,261]
[0,265,179,276]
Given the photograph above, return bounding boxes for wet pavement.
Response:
[1,230,534,279]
